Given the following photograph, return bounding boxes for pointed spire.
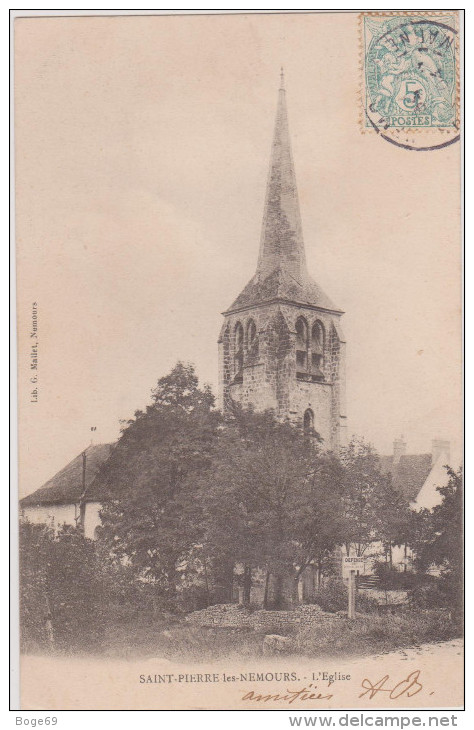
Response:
[226,74,342,315]
[256,71,307,285]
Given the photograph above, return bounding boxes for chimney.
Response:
[393,435,407,464]
[431,439,450,465]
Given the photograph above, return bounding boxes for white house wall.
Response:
[22,501,102,540]
[411,453,450,511]
[83,502,102,539]
[22,503,79,531]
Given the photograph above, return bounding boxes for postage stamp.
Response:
[360,12,460,148]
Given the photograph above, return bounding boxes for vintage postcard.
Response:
[14,11,463,711]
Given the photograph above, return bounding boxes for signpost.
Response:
[342,556,365,619]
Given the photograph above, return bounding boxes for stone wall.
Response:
[218,302,346,451]
[185,603,342,634]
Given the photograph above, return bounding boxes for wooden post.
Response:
[348,569,356,619]
[263,570,270,609]
[78,450,86,531]
[44,593,54,649]
[243,565,251,605]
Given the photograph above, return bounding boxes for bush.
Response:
[409,577,463,621]
[373,561,421,590]
[295,609,460,657]
[176,583,211,613]
[20,521,107,653]
[309,578,378,614]
[310,579,346,612]
[20,519,197,656]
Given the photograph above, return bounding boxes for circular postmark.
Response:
[363,16,459,150]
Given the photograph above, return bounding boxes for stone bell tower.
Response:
[218,73,347,450]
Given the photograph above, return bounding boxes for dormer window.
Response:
[234,322,244,383]
[296,317,309,374]
[311,321,325,380]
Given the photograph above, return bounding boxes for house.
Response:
[20,443,113,539]
[369,436,452,574]
[19,437,451,550]
[379,436,451,511]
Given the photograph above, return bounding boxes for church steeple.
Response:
[218,74,347,449]
[226,74,341,315]
[256,67,307,286]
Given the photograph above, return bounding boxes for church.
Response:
[218,72,346,451]
[20,77,449,557]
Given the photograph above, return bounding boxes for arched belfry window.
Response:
[295,317,309,373]
[246,319,258,358]
[303,408,314,433]
[311,321,325,379]
[234,322,244,382]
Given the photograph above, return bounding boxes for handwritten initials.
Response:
[359,670,423,700]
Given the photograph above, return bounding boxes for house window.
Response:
[234,322,244,382]
[296,317,309,374]
[303,408,314,433]
[311,321,325,379]
[246,319,258,358]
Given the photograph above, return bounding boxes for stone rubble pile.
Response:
[185,603,342,633]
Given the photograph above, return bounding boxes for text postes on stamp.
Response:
[360,13,459,150]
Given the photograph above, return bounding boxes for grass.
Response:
[22,598,461,660]
[100,619,259,661]
[294,610,459,657]
[95,607,460,660]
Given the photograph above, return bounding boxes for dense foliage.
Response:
[19,522,105,653]
[97,363,218,606]
[407,467,463,614]
[20,363,462,652]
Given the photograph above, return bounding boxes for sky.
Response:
[15,13,462,497]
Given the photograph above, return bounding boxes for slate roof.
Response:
[226,75,341,316]
[228,268,341,314]
[20,443,434,510]
[378,453,433,503]
[20,443,113,507]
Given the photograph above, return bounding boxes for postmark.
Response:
[360,12,460,150]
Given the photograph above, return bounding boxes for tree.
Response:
[96,362,219,606]
[408,467,463,613]
[339,438,401,558]
[198,405,346,607]
[375,477,413,568]
[19,521,105,652]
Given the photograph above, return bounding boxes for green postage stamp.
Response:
[361,13,459,136]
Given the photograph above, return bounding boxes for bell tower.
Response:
[218,73,347,450]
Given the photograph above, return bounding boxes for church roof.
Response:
[20,443,113,507]
[226,72,342,315]
[378,453,433,503]
[229,268,341,313]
